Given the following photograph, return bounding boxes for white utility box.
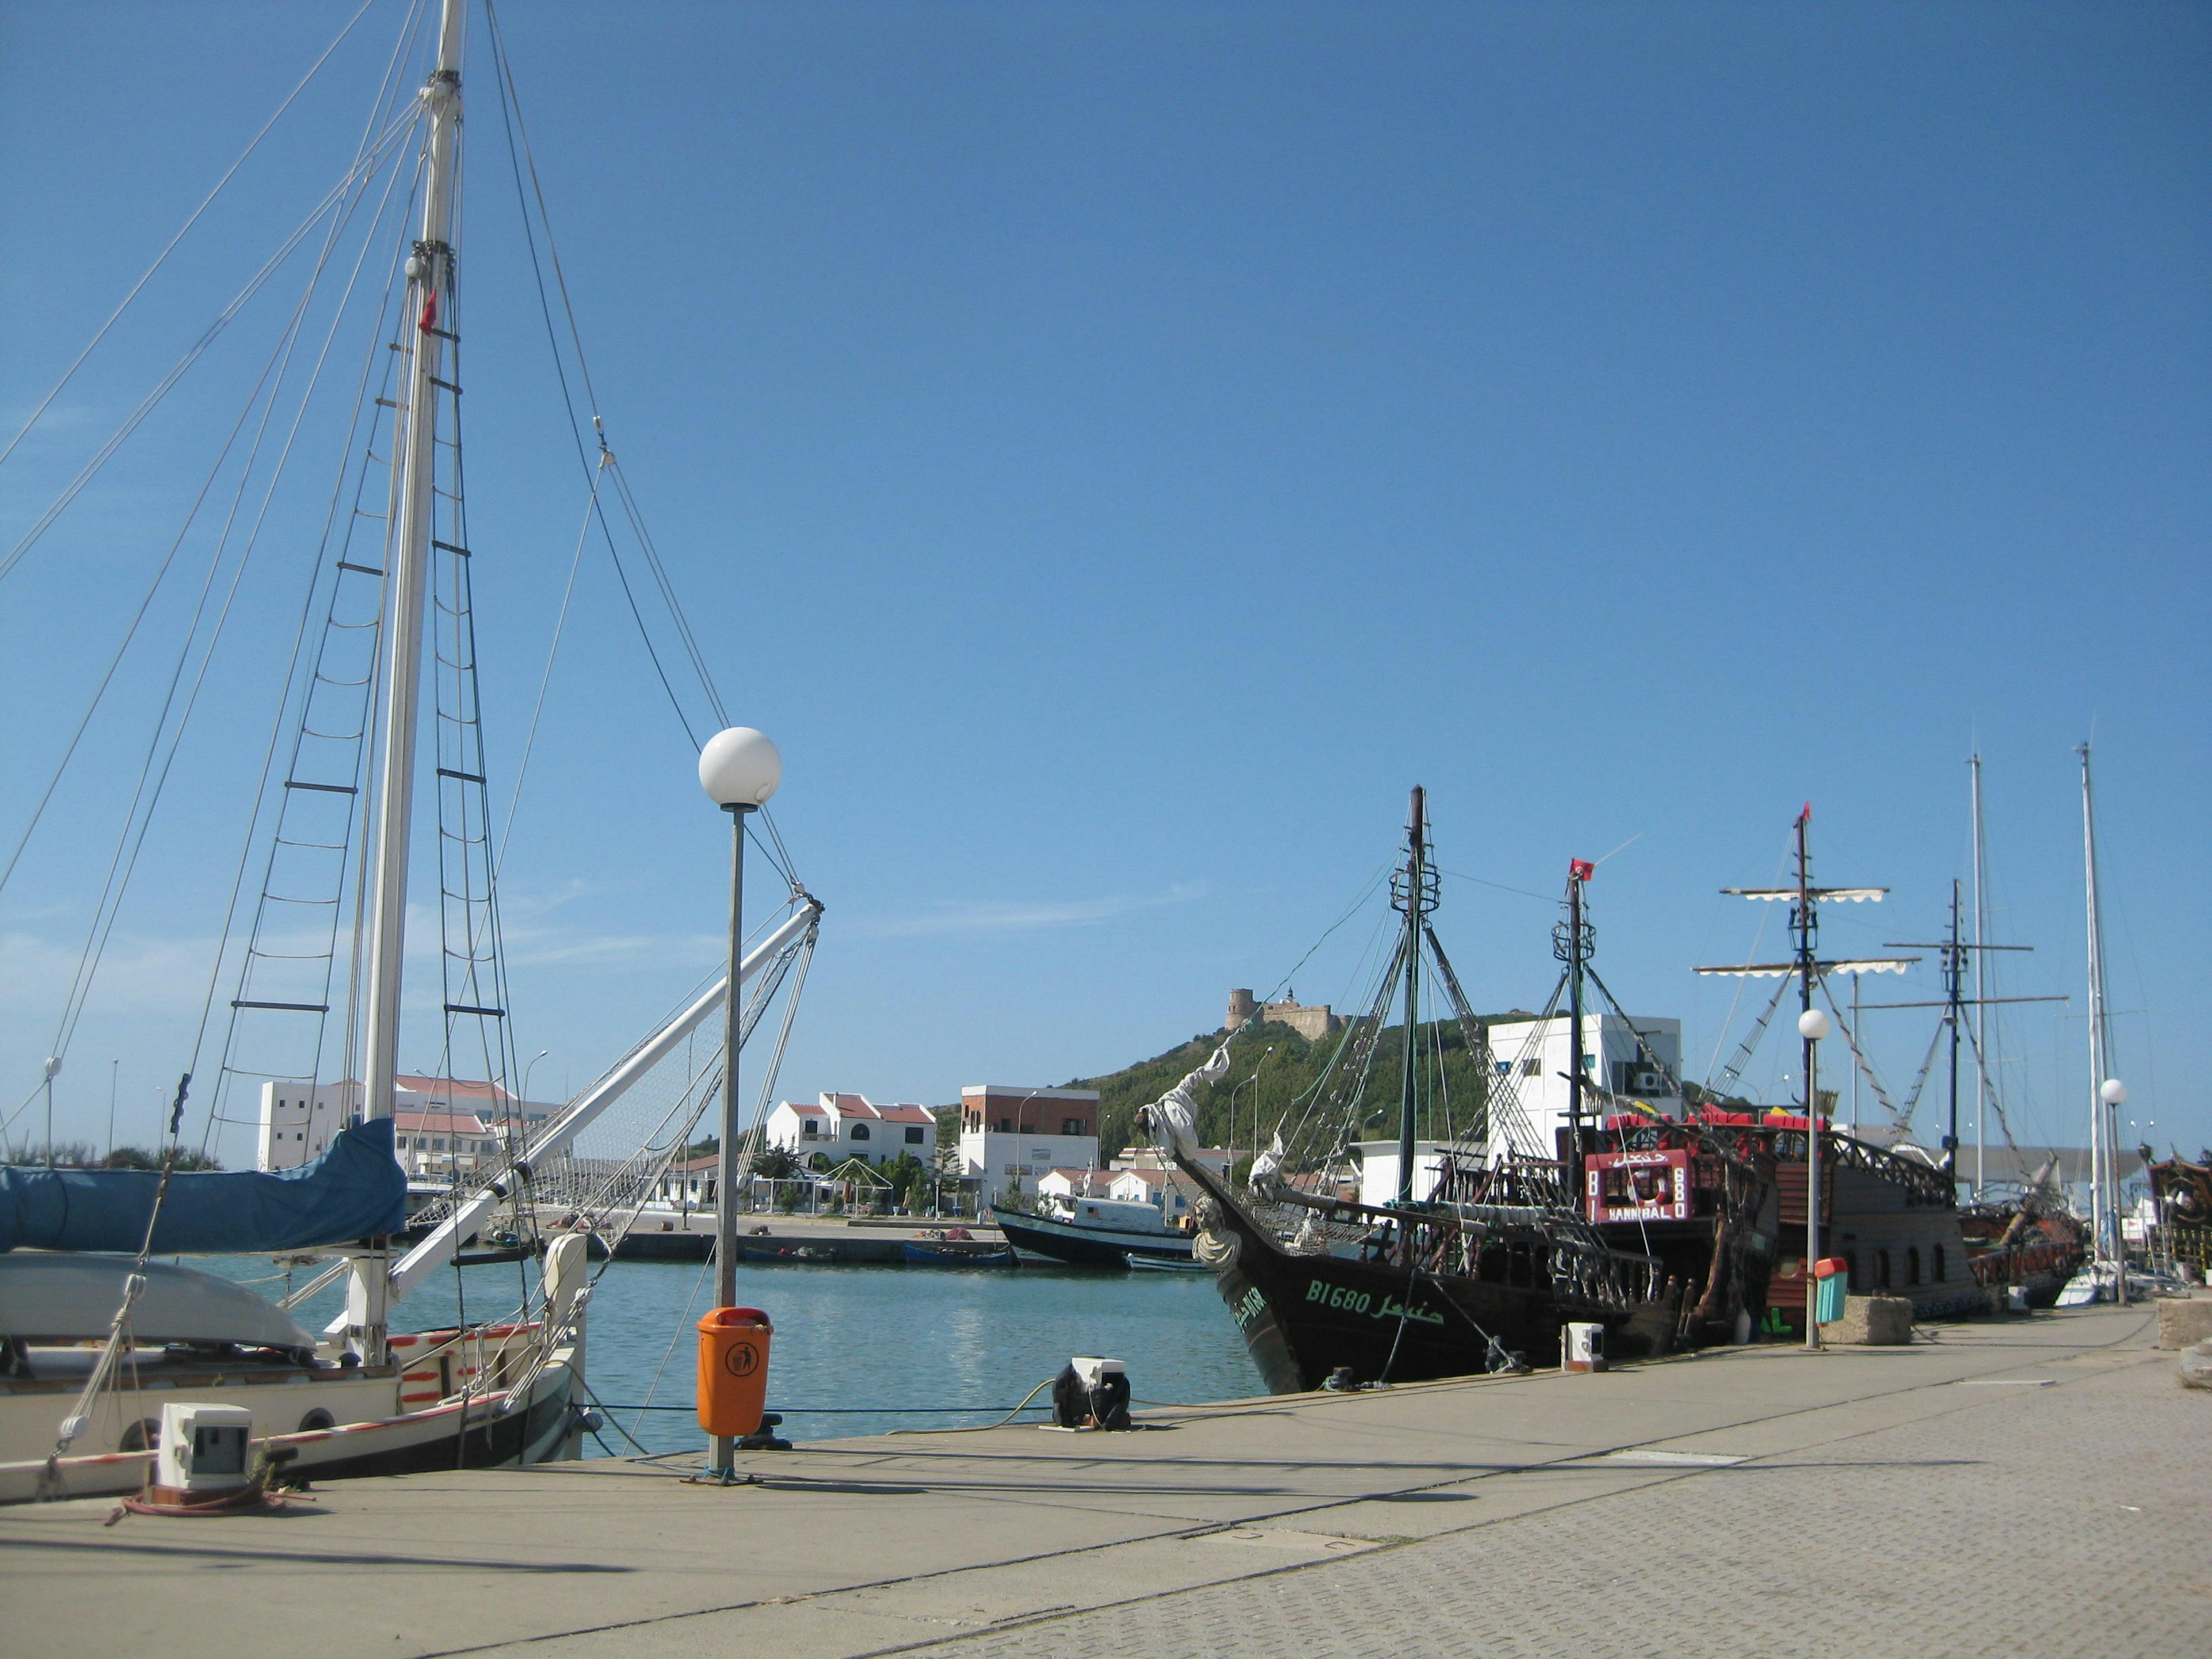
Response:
[155,1402,255,1494]
[1563,1322,1607,1373]
[1070,1357,1127,1388]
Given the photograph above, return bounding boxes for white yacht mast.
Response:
[1969,753,1987,1198]
[2079,741,2113,1264]
[361,0,467,1123]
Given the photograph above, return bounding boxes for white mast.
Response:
[361,0,466,1124]
[1969,752,1986,1199]
[2079,742,2112,1265]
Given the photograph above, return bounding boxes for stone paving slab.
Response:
[887,1341,2209,1659]
[0,1303,2197,1659]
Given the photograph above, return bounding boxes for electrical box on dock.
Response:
[1564,1323,1607,1373]
[155,1402,255,1494]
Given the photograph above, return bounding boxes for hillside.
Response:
[1063,1015,1526,1163]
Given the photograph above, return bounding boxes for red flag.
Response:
[419,287,439,334]
[1569,858,1595,882]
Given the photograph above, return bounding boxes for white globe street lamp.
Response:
[699,727,778,1480]
[2099,1078,2126,1108]
[1797,1009,1832,1042]
[699,726,781,808]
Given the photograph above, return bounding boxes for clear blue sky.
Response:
[2,2,2205,1168]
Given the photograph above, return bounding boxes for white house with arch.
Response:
[763,1092,935,1167]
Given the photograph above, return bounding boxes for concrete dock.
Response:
[3,1301,2203,1658]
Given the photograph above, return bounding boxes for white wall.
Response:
[961,1128,1100,1210]
[1483,1014,1681,1161]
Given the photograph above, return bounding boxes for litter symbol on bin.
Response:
[725,1342,760,1378]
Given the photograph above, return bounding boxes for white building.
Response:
[763,1091,936,1167]
[391,1109,500,1178]
[255,1074,559,1173]
[1110,1145,1236,1182]
[1483,1012,1682,1162]
[1105,1165,1205,1221]
[1036,1167,1118,1204]
[957,1085,1101,1211]
[1354,1140,1457,1209]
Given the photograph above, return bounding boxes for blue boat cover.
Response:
[0,1118,408,1254]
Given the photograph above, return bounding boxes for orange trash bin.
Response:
[696,1307,772,1438]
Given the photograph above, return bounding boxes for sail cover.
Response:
[0,1118,408,1254]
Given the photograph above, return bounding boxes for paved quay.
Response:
[2,1301,2203,1659]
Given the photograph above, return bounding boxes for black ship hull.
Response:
[1183,1163,1664,1393]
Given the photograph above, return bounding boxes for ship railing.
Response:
[1259,1177,1664,1305]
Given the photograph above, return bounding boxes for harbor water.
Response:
[198,1253,1258,1460]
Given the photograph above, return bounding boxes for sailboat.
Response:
[0,0,817,1502]
[2056,742,2135,1305]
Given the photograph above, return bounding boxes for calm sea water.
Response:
[194,1253,1259,1460]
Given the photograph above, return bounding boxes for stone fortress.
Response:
[1224,988,1346,1043]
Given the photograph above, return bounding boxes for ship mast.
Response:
[1969,755,1988,1196]
[2080,742,2119,1289]
[1392,787,1429,1206]
[361,0,466,1126]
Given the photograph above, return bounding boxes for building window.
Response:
[1521,1059,1540,1078]
[801,1122,819,1138]
[1061,1118,1084,1136]
[1845,1249,1860,1291]
[433,1138,446,1151]
[1933,1244,1946,1283]
[297,1132,305,1141]
[998,1118,1012,1132]
[1876,1249,1891,1289]
[395,1137,408,1149]
[905,1126,924,1144]
[1907,1247,1922,1287]
[850,1124,870,1141]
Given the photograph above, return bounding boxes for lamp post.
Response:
[2100,1077,2127,1305]
[698,725,782,1477]
[523,1049,550,1103]
[1798,1006,1831,1351]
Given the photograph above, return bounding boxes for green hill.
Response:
[1062,1016,1521,1163]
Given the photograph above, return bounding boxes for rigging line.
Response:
[1262,859,1395,1010]
[1430,866,1552,903]
[184,134,423,1101]
[1698,844,1791,1086]
[43,244,348,1066]
[482,28,702,750]
[1895,1016,1948,1128]
[0,128,419,903]
[484,8,730,744]
[1813,975,1902,1127]
[493,465,601,876]
[1592,831,1642,868]
[605,456,729,726]
[1957,1016,2027,1165]
[0,107,422,591]
[0,0,385,474]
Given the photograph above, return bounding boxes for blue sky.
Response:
[2,1,2205,1168]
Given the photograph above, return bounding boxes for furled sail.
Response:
[0,1118,407,1254]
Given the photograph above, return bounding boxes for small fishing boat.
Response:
[1124,1254,1214,1274]
[902,1242,1017,1267]
[994,1196,1197,1269]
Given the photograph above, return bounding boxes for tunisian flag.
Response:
[1569,858,1595,882]
[419,286,440,334]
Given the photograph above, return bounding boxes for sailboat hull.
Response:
[1183,1164,1657,1393]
